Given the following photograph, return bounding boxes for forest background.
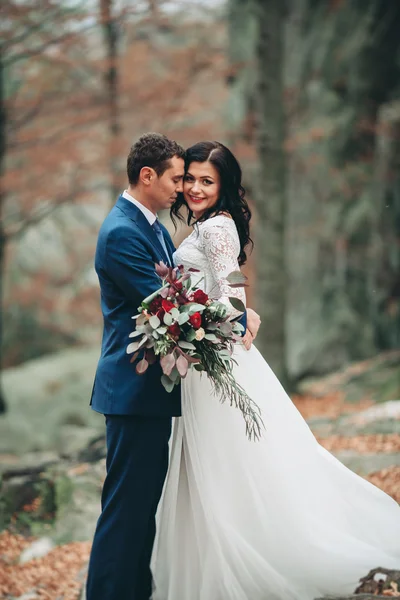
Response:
[0,1,399,596]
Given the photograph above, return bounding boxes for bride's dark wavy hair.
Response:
[171,141,253,265]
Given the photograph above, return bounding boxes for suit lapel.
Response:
[115,196,171,265]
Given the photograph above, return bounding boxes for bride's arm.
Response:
[200,220,247,321]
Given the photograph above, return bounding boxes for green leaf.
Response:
[128,330,143,338]
[178,312,190,325]
[163,312,173,326]
[205,333,218,341]
[179,304,192,312]
[226,271,248,285]
[170,308,180,320]
[127,340,141,354]
[186,328,196,342]
[149,315,161,329]
[178,340,196,350]
[229,297,246,313]
[169,366,181,384]
[137,335,149,349]
[161,374,175,393]
[156,326,167,334]
[188,303,206,314]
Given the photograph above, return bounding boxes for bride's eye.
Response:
[203,179,213,185]
[184,175,193,182]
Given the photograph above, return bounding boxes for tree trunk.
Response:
[0,48,7,413]
[226,0,257,149]
[252,0,288,383]
[284,0,400,379]
[100,0,121,205]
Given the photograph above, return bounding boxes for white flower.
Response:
[195,327,205,341]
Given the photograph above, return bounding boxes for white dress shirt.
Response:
[122,190,157,226]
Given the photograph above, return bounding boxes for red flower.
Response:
[168,322,181,338]
[174,281,183,291]
[193,289,209,304]
[162,299,175,313]
[149,296,163,314]
[189,312,202,330]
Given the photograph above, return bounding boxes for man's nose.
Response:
[176,180,183,193]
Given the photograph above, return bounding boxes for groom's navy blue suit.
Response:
[87,194,247,600]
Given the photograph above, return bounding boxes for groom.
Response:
[87,133,257,600]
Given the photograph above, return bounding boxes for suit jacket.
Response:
[91,195,181,417]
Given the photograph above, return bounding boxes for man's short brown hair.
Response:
[127,133,185,185]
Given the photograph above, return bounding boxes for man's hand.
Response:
[246,308,261,340]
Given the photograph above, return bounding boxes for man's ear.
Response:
[140,166,155,186]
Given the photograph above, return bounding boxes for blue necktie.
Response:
[152,219,170,265]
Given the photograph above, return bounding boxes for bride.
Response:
[151,141,400,600]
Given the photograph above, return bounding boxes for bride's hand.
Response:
[246,308,261,340]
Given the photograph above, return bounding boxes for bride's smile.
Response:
[183,161,221,218]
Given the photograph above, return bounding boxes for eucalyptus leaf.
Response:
[137,335,149,349]
[229,297,246,313]
[129,351,139,363]
[136,358,149,375]
[128,330,143,338]
[156,326,168,334]
[180,304,192,313]
[188,303,206,314]
[160,352,176,376]
[186,329,196,342]
[169,366,181,384]
[149,315,161,329]
[176,354,189,378]
[170,308,180,320]
[163,312,173,326]
[127,340,140,354]
[205,333,218,341]
[226,271,248,285]
[178,312,190,325]
[220,322,233,335]
[178,340,196,350]
[161,374,175,393]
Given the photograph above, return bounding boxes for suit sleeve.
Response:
[104,225,162,303]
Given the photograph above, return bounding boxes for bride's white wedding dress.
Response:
[151,215,400,600]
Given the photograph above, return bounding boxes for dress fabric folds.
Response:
[150,216,400,600]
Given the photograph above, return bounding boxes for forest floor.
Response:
[1,390,399,600]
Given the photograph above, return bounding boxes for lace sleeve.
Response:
[200,218,246,318]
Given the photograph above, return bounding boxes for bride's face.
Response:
[183,161,221,218]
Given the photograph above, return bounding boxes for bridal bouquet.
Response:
[127,262,263,440]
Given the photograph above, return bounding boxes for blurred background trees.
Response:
[228,0,400,384]
[1,0,399,412]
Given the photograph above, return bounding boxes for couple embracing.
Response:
[87,133,400,600]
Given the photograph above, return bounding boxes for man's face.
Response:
[150,156,184,212]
